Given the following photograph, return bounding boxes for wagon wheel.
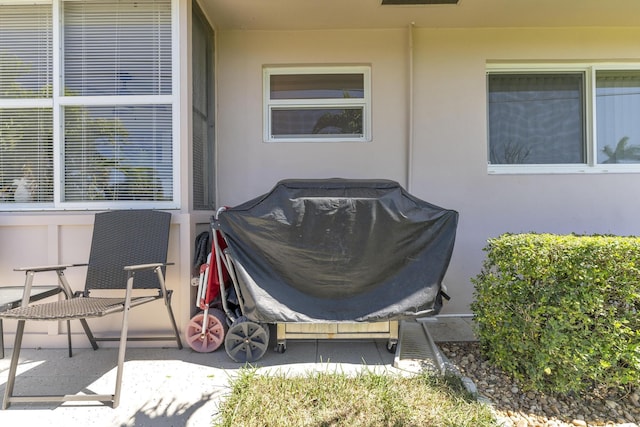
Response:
[185,308,228,352]
[224,316,270,363]
[275,343,286,354]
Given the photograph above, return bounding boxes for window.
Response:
[487,64,640,173]
[0,4,53,204]
[192,2,216,210]
[263,66,371,142]
[0,0,177,209]
[596,71,640,165]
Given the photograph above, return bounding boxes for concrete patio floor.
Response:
[0,316,476,427]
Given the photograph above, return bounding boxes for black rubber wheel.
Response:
[224,316,270,363]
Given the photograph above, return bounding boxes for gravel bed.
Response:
[438,342,640,427]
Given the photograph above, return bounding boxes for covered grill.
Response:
[210,179,459,362]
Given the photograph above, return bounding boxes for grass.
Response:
[213,368,497,427]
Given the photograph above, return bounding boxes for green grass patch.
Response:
[214,368,496,427]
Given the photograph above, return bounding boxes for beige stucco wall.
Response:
[0,1,204,350]
[4,24,640,351]
[0,213,201,349]
[216,29,410,206]
[410,27,640,313]
[216,26,640,314]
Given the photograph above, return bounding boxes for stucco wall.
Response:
[410,27,640,313]
[0,213,200,348]
[216,29,410,206]
[216,26,640,314]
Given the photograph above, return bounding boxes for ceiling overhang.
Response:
[199,0,640,31]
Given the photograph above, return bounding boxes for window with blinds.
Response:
[0,4,52,98]
[0,4,53,204]
[64,105,172,201]
[63,0,172,97]
[0,108,53,203]
[487,65,640,174]
[0,0,176,208]
[192,2,216,210]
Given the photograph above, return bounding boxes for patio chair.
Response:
[0,210,183,409]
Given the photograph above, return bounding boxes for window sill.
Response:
[488,164,640,175]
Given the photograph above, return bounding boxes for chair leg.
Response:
[3,320,25,410]
[164,291,183,350]
[112,303,132,408]
[79,318,99,350]
[0,319,4,359]
[66,320,72,358]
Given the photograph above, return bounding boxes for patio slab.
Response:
[0,316,474,426]
[420,315,477,342]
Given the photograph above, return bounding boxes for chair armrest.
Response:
[14,263,86,273]
[11,264,85,305]
[123,263,165,272]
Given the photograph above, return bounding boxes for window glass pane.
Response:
[596,71,640,164]
[64,105,172,202]
[488,73,585,164]
[0,4,52,98]
[270,74,364,99]
[63,0,172,96]
[271,108,363,138]
[192,3,216,210]
[0,108,53,203]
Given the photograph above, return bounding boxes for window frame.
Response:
[0,0,180,211]
[263,65,372,143]
[487,62,640,175]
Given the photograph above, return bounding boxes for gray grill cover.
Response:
[215,179,458,323]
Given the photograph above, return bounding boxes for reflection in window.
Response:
[272,108,363,138]
[0,0,176,209]
[270,74,364,100]
[597,71,640,164]
[63,0,172,97]
[0,4,52,99]
[264,66,371,142]
[0,5,53,204]
[0,108,53,203]
[64,105,172,202]
[488,73,585,164]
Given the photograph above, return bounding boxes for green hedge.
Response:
[471,233,640,393]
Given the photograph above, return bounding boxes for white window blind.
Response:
[0,4,52,98]
[1,0,176,209]
[0,4,53,204]
[192,2,215,210]
[0,108,53,203]
[63,0,172,96]
[62,0,174,204]
[64,105,172,201]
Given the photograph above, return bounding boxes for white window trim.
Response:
[263,65,372,143]
[487,62,640,175]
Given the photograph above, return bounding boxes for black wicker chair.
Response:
[0,210,183,409]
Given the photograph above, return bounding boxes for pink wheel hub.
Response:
[185,309,227,352]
